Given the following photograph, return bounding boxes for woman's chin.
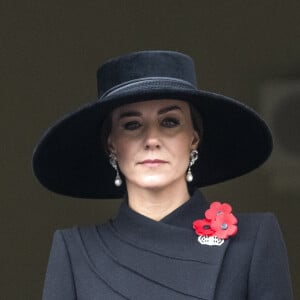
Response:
[128,175,183,190]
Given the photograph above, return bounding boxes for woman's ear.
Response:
[107,134,116,154]
[191,130,200,150]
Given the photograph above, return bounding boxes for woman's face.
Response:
[108,99,200,191]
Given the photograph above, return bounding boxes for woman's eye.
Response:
[162,118,180,128]
[123,121,141,130]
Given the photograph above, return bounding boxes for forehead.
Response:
[112,99,190,116]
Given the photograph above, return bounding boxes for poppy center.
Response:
[221,223,228,230]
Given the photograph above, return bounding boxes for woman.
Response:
[33,50,293,299]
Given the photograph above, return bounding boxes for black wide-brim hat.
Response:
[33,50,272,199]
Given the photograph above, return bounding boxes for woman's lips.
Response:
[138,159,168,166]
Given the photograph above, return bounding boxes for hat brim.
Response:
[32,84,272,199]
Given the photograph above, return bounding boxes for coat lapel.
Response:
[76,190,230,300]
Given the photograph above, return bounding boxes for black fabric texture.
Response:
[42,190,293,299]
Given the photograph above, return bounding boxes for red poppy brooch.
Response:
[193,202,238,246]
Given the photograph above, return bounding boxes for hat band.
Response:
[100,77,196,99]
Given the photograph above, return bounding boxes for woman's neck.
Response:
[126,181,190,221]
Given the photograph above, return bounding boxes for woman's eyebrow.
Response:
[118,111,142,120]
[158,105,182,115]
[118,105,182,120]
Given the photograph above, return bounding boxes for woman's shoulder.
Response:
[234,212,285,246]
[237,211,279,225]
[237,211,281,230]
[51,220,111,248]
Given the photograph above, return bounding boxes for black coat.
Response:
[42,190,293,299]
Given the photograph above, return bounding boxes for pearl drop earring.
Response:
[109,153,122,186]
[186,150,198,182]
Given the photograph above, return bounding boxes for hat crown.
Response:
[97,50,197,98]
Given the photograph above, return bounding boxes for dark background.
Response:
[1,1,299,299]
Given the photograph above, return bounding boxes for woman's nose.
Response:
[143,125,161,150]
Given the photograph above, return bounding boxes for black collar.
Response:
[76,190,230,299]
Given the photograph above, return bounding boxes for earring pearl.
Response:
[186,170,193,182]
[114,176,122,187]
